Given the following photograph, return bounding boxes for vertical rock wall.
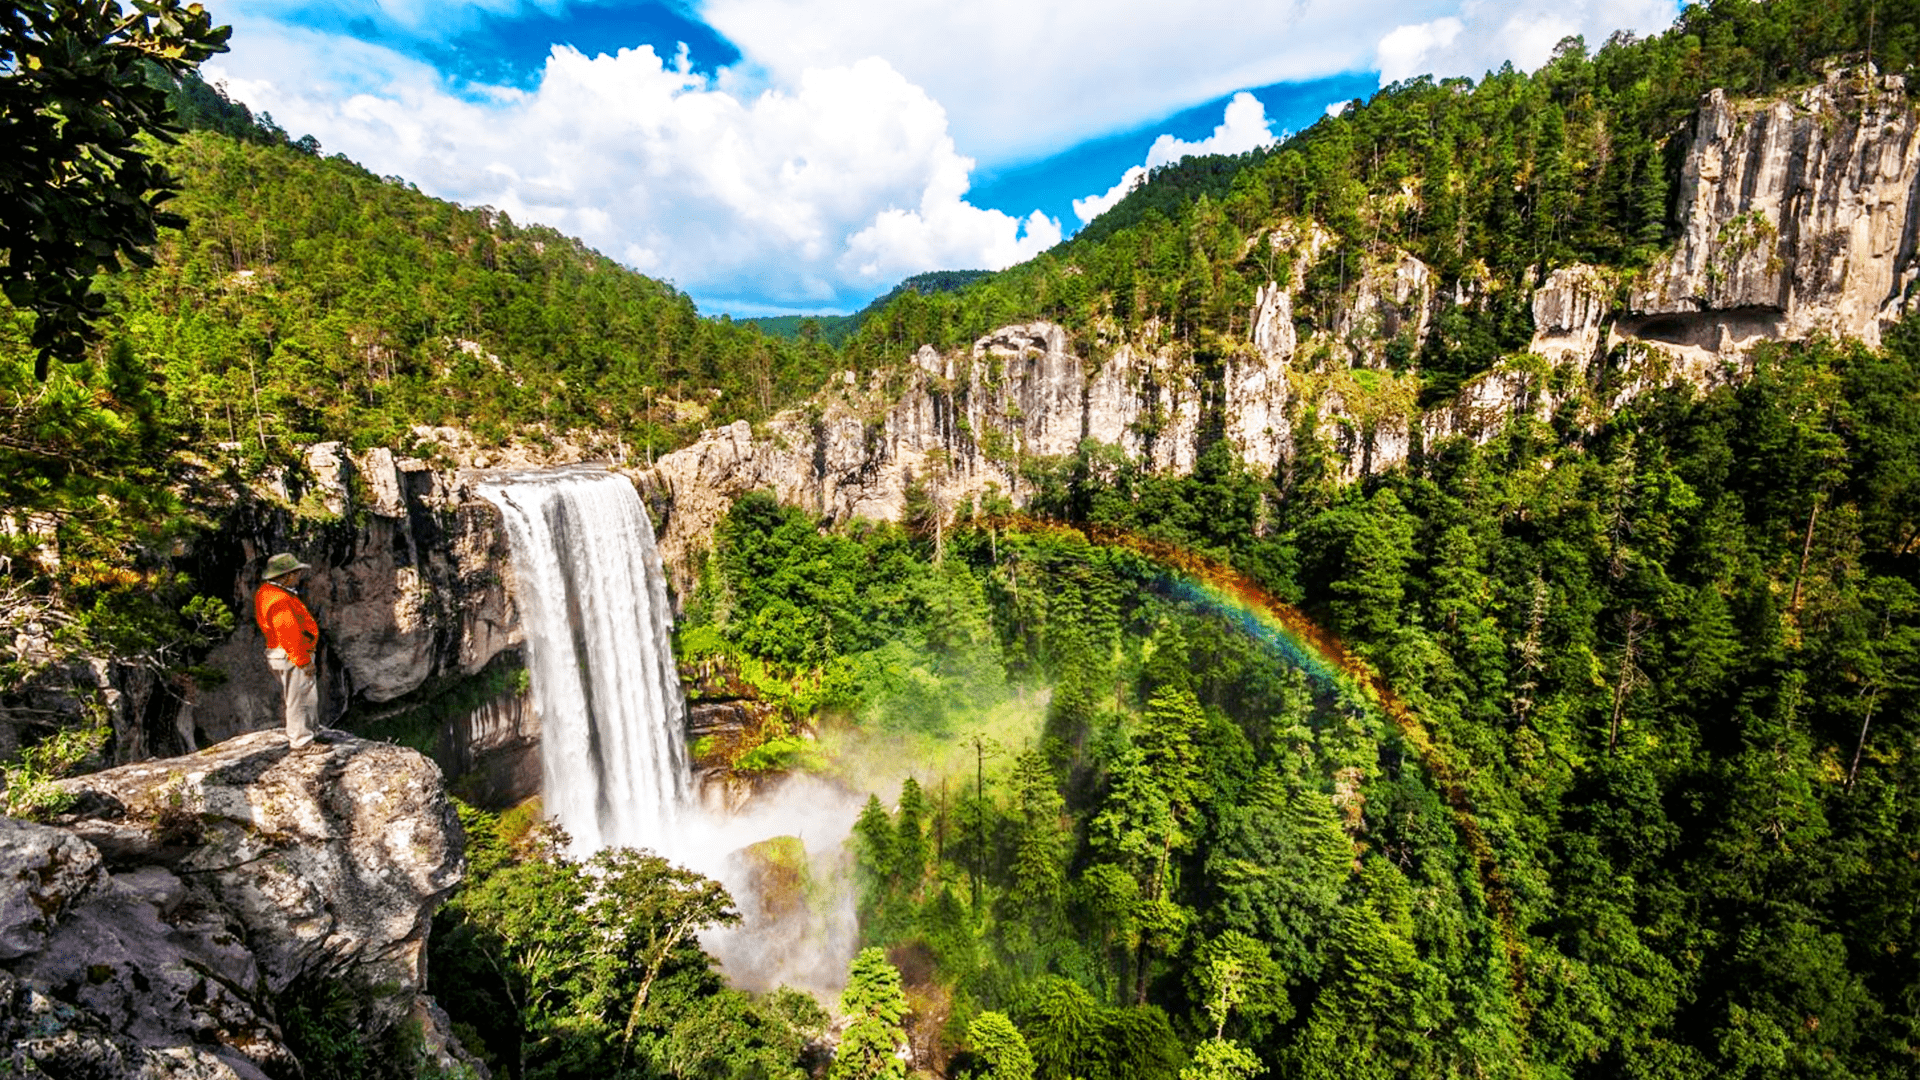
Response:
[1627,71,1920,373]
[641,73,1920,589]
[185,444,522,749]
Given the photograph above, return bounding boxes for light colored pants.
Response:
[266,649,318,749]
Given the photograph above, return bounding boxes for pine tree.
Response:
[833,948,908,1080]
[965,1011,1036,1080]
[853,795,900,934]
[895,777,930,898]
[1005,750,1068,911]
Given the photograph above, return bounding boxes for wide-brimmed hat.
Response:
[263,553,312,580]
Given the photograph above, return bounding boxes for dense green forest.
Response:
[0,74,833,699]
[658,324,1920,1080]
[7,0,1920,1078]
[109,128,835,458]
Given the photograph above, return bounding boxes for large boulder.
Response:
[0,731,466,1079]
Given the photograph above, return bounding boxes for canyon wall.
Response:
[0,431,602,810]
[1626,71,1920,374]
[642,71,1920,587]
[13,72,1919,792]
[184,442,520,748]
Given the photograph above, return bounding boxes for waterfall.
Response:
[477,466,688,854]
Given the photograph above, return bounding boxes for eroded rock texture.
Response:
[1627,72,1920,373]
[0,732,466,1080]
[187,445,522,747]
[641,74,1920,581]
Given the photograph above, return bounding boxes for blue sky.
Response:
[203,0,1679,317]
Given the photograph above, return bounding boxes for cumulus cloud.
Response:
[698,0,1459,161]
[1062,1,1679,227]
[1143,92,1280,170]
[205,19,1059,311]
[1070,92,1279,226]
[1072,167,1147,226]
[201,0,1685,309]
[1375,0,1677,86]
[1376,17,1464,84]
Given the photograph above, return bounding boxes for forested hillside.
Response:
[0,87,833,709]
[842,0,1919,400]
[109,128,835,458]
[671,326,1920,1079]
[7,0,1920,1078]
[642,1,1920,1078]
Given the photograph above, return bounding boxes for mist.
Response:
[660,685,1050,1001]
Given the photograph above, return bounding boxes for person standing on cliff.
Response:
[255,553,322,751]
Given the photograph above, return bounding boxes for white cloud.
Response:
[1072,167,1146,226]
[697,0,1461,162]
[1059,1,1679,227]
[1070,92,1279,226]
[1375,0,1676,86]
[200,0,1686,309]
[843,156,1061,278]
[1376,17,1464,84]
[204,20,1060,311]
[1143,92,1278,170]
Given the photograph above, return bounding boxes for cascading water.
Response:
[481,464,862,996]
[477,466,689,854]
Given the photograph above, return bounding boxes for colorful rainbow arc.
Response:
[974,515,1530,1027]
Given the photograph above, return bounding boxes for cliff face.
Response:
[641,74,1920,579]
[640,322,1272,593]
[1627,71,1920,374]
[18,74,1914,796]
[184,442,521,750]
[0,732,467,1080]
[0,435,588,818]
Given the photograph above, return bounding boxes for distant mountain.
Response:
[738,269,994,347]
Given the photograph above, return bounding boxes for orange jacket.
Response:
[254,582,320,668]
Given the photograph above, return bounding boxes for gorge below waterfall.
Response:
[15,11,1920,1074]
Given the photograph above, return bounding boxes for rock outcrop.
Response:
[1626,70,1920,374]
[642,320,1306,590]
[185,443,522,748]
[0,731,466,1080]
[640,74,1920,575]
[0,436,547,780]
[642,307,1498,587]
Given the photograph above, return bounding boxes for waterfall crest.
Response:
[478,466,688,853]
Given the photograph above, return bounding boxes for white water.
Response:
[478,465,862,996]
[477,466,689,854]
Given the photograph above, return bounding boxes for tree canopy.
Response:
[0,0,230,375]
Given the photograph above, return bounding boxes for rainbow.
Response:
[978,515,1529,1024]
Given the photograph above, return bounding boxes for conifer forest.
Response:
[5,1,1920,1078]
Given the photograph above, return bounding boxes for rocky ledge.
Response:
[1,731,468,1080]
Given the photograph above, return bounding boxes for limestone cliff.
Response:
[639,73,1920,578]
[0,435,582,823]
[639,321,1228,590]
[0,731,469,1080]
[1626,69,1920,374]
[184,442,521,749]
